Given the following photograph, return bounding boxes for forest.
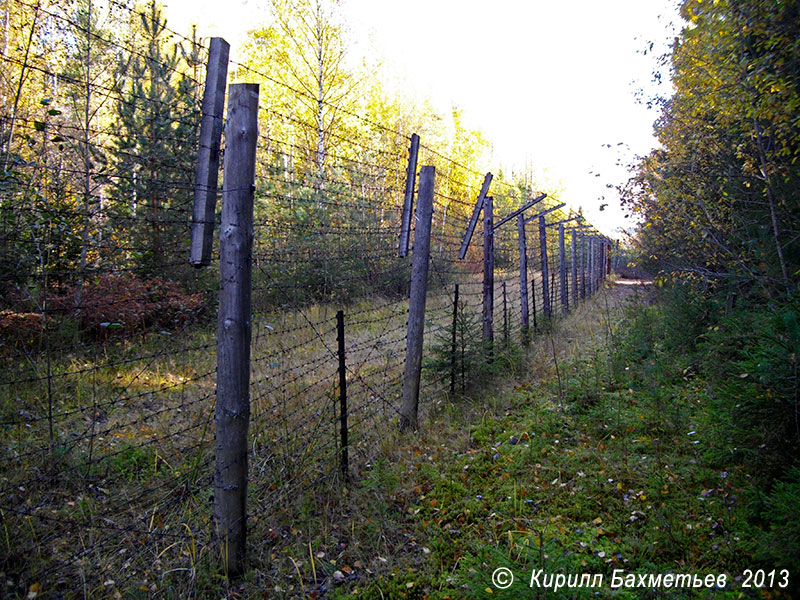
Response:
[0,0,798,597]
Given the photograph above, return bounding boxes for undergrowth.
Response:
[320,280,799,599]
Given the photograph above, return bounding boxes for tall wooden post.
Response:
[571,230,578,306]
[399,166,435,431]
[580,232,587,299]
[531,275,538,331]
[589,237,596,295]
[214,82,258,577]
[517,215,529,345]
[539,215,550,318]
[559,223,567,314]
[191,38,230,267]
[398,133,420,257]
[483,196,494,359]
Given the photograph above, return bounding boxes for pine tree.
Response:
[111,0,200,274]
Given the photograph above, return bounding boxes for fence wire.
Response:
[0,0,611,595]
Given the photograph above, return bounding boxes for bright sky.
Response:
[164,0,680,236]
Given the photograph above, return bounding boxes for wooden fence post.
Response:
[190,37,230,267]
[580,232,587,299]
[214,82,258,577]
[571,230,578,307]
[531,275,538,331]
[399,166,435,431]
[398,133,420,257]
[559,223,567,314]
[450,284,459,394]
[587,237,594,296]
[483,196,494,359]
[336,310,348,483]
[459,173,493,260]
[539,215,550,318]
[517,215,529,345]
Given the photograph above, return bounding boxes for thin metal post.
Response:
[502,281,508,347]
[336,310,348,483]
[559,223,567,314]
[450,284,459,395]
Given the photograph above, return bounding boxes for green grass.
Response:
[3,278,797,599]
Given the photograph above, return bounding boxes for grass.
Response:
[4,274,792,599]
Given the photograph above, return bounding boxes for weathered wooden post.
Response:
[587,237,595,296]
[559,223,567,314]
[531,275,538,331]
[539,215,550,318]
[580,232,587,299]
[214,82,258,577]
[517,215,529,345]
[399,166,435,431]
[571,230,578,306]
[191,38,230,267]
[336,310,348,483]
[398,133,420,257]
[458,173,493,260]
[483,196,494,360]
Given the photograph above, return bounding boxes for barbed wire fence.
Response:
[0,1,612,595]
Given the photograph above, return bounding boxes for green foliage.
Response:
[110,1,201,274]
[753,468,800,573]
[422,296,500,395]
[623,0,800,295]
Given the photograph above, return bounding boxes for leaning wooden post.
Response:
[190,37,230,267]
[571,230,578,307]
[450,284,459,395]
[483,196,495,360]
[539,215,550,318]
[214,82,258,577]
[559,223,567,315]
[399,166,435,431]
[580,232,587,299]
[398,133,420,257]
[517,214,529,345]
[336,310,348,484]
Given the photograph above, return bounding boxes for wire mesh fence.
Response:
[0,0,612,595]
